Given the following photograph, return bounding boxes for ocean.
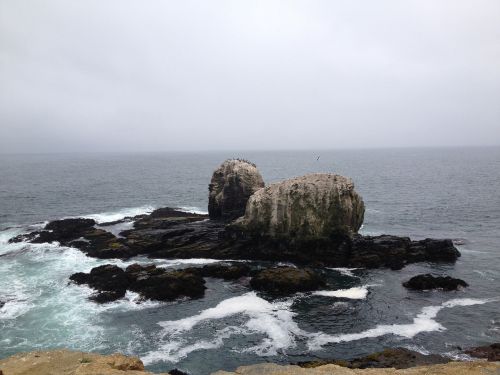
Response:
[1,148,499,374]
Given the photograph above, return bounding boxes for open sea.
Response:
[1,148,499,374]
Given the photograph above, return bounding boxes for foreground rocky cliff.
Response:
[213,362,500,375]
[1,350,499,375]
[0,350,166,375]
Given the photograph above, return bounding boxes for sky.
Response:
[0,0,499,153]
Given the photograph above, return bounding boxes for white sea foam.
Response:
[327,267,360,277]
[307,298,491,350]
[156,258,231,267]
[178,206,208,215]
[82,205,155,224]
[313,286,369,300]
[142,292,302,364]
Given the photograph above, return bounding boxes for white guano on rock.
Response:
[237,173,365,239]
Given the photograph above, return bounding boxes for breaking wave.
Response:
[307,298,492,350]
[313,286,370,299]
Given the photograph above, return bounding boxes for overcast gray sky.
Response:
[1,0,499,153]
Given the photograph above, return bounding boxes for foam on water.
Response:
[327,267,360,277]
[142,292,302,364]
[307,298,492,350]
[81,205,155,224]
[142,293,494,364]
[178,206,209,215]
[313,286,369,299]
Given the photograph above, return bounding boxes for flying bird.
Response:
[316,156,320,161]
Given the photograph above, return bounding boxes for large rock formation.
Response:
[208,159,265,221]
[236,173,365,239]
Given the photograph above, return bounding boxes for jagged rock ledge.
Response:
[10,207,460,270]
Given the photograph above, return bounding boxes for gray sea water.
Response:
[1,148,499,374]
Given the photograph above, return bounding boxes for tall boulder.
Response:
[208,159,265,221]
[237,173,364,239]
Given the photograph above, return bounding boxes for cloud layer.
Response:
[1,0,499,152]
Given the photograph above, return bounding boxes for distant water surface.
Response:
[0,148,499,374]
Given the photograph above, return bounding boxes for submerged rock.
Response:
[236,173,365,239]
[250,267,325,295]
[298,348,449,369]
[208,159,265,221]
[403,274,468,291]
[465,343,500,361]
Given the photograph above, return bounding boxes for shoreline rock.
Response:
[465,343,500,361]
[297,348,450,369]
[1,349,499,375]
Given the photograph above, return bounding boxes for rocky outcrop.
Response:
[208,159,265,221]
[465,343,500,361]
[298,348,449,369]
[403,274,468,291]
[70,264,206,303]
[212,362,500,375]
[250,267,325,295]
[236,173,365,239]
[14,207,460,269]
[0,350,170,374]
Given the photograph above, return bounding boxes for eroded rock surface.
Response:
[70,263,206,303]
[236,173,365,239]
[465,343,500,361]
[0,350,169,375]
[208,159,265,221]
[212,361,500,375]
[403,274,468,291]
[250,267,325,295]
[15,207,460,270]
[298,348,449,369]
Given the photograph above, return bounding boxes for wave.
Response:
[327,267,360,277]
[177,206,208,215]
[142,294,494,364]
[81,205,155,224]
[307,298,492,350]
[313,286,369,299]
[142,292,301,364]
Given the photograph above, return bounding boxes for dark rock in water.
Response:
[0,300,5,309]
[250,267,325,295]
[70,265,130,296]
[465,343,500,361]
[9,218,97,244]
[70,263,206,303]
[403,274,468,291]
[208,159,265,221]
[298,348,450,369]
[168,369,191,375]
[45,218,96,236]
[127,265,206,301]
[89,290,126,303]
[16,206,460,269]
[197,263,251,280]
